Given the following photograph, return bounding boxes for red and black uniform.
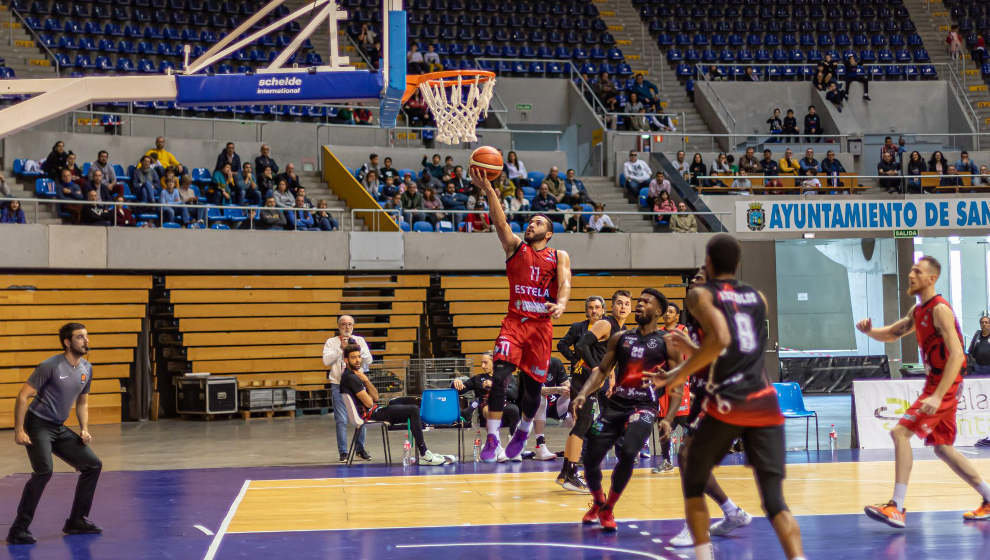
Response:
[898,294,966,446]
[494,243,559,381]
[682,279,791,520]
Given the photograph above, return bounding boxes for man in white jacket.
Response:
[622,150,652,199]
[323,315,373,462]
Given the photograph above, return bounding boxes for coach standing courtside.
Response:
[7,323,103,545]
[323,315,373,463]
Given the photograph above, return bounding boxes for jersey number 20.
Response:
[734,314,757,353]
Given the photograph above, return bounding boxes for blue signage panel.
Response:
[174,71,383,106]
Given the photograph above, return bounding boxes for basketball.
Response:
[470,146,504,181]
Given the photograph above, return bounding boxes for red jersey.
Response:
[913,294,965,398]
[505,243,559,320]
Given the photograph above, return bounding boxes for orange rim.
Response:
[402,70,496,103]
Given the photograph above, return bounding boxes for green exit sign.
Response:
[893,229,919,238]
[515,103,533,111]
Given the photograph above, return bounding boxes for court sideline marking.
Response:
[394,542,669,559]
[203,479,251,560]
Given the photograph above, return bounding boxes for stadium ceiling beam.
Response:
[0,75,176,139]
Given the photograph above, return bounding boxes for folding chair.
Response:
[773,382,820,451]
[420,388,464,462]
[342,393,392,465]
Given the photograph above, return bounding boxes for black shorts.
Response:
[681,414,785,498]
[589,401,657,441]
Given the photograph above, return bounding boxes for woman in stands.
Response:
[63,152,85,190]
[210,163,235,206]
[272,179,294,208]
[42,141,67,180]
[689,153,707,187]
[928,151,947,193]
[422,187,443,228]
[1,199,26,224]
[588,203,617,233]
[654,191,676,227]
[112,195,136,227]
[766,108,783,141]
[361,170,381,199]
[505,151,529,187]
[709,153,731,188]
[503,186,530,227]
[906,151,926,194]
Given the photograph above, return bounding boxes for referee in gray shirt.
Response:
[7,323,103,545]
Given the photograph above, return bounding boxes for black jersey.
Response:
[682,313,709,397]
[544,357,568,409]
[609,328,669,410]
[587,316,622,369]
[700,279,770,401]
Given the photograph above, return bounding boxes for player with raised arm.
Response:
[857,255,990,527]
[469,167,573,463]
[653,235,805,560]
[572,288,681,532]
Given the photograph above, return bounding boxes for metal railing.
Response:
[610,130,852,152]
[6,6,60,76]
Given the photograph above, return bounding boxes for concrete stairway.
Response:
[9,176,62,224]
[580,175,654,233]
[902,0,990,130]
[302,170,367,230]
[593,0,715,152]
[0,3,60,79]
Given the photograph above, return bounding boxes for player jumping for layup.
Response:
[654,235,805,560]
[857,255,990,527]
[573,288,681,532]
[470,167,572,463]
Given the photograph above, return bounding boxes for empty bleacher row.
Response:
[441,274,687,373]
[943,0,990,81]
[0,274,151,429]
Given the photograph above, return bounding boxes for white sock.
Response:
[486,419,502,441]
[516,418,533,434]
[694,542,714,560]
[719,498,739,516]
[977,481,990,503]
[892,483,908,509]
[791,557,807,560]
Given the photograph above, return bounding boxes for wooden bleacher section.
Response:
[442,275,687,373]
[697,173,868,194]
[0,275,151,428]
[166,275,427,390]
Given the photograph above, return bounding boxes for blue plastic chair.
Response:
[419,388,464,461]
[773,382,819,451]
[412,221,434,232]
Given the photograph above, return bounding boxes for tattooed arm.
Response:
[855,307,916,342]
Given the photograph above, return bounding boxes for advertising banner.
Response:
[737,198,990,233]
[175,71,383,106]
[852,378,990,448]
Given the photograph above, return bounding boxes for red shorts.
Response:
[493,314,553,382]
[898,392,958,446]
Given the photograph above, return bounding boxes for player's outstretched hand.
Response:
[469,166,495,195]
[856,318,872,333]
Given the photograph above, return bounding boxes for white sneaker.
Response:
[495,446,508,463]
[710,509,752,536]
[669,523,695,547]
[533,443,557,461]
[418,450,446,466]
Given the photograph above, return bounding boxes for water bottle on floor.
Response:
[402,438,415,466]
[829,424,838,452]
[473,430,481,463]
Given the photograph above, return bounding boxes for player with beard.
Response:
[573,288,681,532]
[662,268,754,547]
[654,235,804,560]
[470,167,573,463]
[556,290,633,492]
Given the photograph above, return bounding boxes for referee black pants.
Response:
[12,412,102,532]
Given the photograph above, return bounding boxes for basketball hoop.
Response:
[404,70,496,145]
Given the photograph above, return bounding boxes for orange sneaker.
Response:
[864,501,906,528]
[963,501,990,520]
[598,506,617,532]
[582,502,602,525]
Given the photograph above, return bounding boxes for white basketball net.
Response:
[418,74,496,145]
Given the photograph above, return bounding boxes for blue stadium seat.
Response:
[886,65,906,80]
[412,221,434,232]
[35,178,57,197]
[913,48,930,62]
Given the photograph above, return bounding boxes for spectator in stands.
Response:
[277,163,302,195]
[401,182,425,224]
[941,166,964,188]
[820,150,847,191]
[975,34,988,65]
[145,136,181,169]
[743,66,760,82]
[254,145,278,182]
[80,190,111,225]
[491,170,516,199]
[442,156,456,179]
[404,91,428,127]
[384,193,404,224]
[1,199,26,224]
[826,82,844,112]
[766,108,783,141]
[176,175,204,224]
[354,105,373,125]
[654,191,676,226]
[465,201,492,232]
[236,163,257,203]
[906,151,927,193]
[779,148,800,187]
[799,148,820,176]
[670,202,698,233]
[314,200,338,231]
[739,147,761,177]
[378,157,398,182]
[542,166,565,202]
[424,44,442,72]
[823,53,838,82]
[623,151,652,199]
[215,142,240,172]
[947,24,964,60]
[418,169,443,191]
[158,167,177,193]
[624,93,649,131]
[844,54,870,101]
[878,151,903,193]
[358,154,380,183]
[211,163,236,206]
[132,156,158,204]
[258,166,276,198]
[955,151,979,175]
[781,109,799,143]
[441,182,468,221]
[503,186,530,227]
[565,204,588,233]
[407,44,426,73]
[587,203,617,233]
[57,168,84,203]
[813,67,829,91]
[64,152,85,191]
[672,150,690,180]
[804,106,822,143]
[361,170,380,198]
[159,177,181,224]
[976,166,990,187]
[707,64,725,80]
[291,195,317,231]
[323,317,373,462]
[87,169,111,203]
[532,183,559,217]
[357,23,376,51]
[89,150,117,194]
[448,165,468,192]
[113,195,135,227]
[294,187,314,209]
[272,178,295,208]
[630,73,659,106]
[881,136,898,162]
[257,197,287,230]
[42,141,68,180]
[929,151,948,177]
[648,170,671,207]
[761,149,782,189]
[709,153,731,188]
[896,137,908,164]
[422,153,444,180]
[505,151,529,187]
[379,176,399,200]
[594,72,620,112]
[421,187,443,226]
